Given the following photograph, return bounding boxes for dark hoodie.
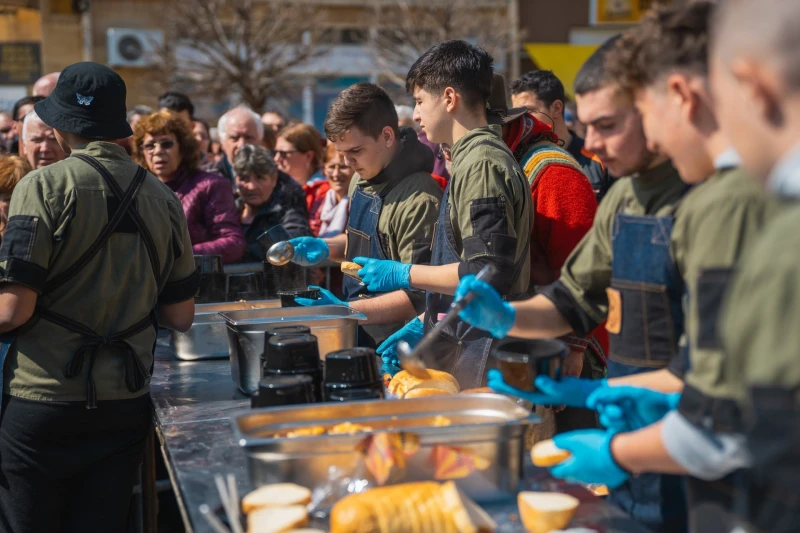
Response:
[346,127,443,311]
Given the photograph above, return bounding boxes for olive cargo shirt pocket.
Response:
[0,215,48,293]
[696,268,732,350]
[464,197,515,262]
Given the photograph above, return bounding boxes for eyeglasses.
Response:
[142,140,176,152]
[274,149,300,158]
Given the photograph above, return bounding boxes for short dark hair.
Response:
[324,82,399,141]
[606,2,713,91]
[574,36,622,96]
[509,70,566,107]
[405,40,493,111]
[158,91,195,118]
[12,96,44,122]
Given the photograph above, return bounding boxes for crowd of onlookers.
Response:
[0,71,590,268]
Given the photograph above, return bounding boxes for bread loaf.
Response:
[341,261,362,280]
[388,369,459,399]
[517,492,578,533]
[242,483,312,513]
[530,439,571,467]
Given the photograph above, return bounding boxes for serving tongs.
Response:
[396,265,498,379]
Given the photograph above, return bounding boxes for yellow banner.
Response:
[523,44,599,96]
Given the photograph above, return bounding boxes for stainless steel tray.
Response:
[232,394,539,502]
[220,305,367,394]
[171,300,281,361]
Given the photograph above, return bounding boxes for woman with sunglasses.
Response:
[133,111,246,263]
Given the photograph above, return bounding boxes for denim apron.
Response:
[342,185,402,348]
[422,142,530,390]
[1,154,161,411]
[606,212,688,533]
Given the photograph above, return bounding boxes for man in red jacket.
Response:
[489,74,607,433]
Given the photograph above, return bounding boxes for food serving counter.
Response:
[149,335,649,533]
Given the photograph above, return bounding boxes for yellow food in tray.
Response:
[328,422,374,435]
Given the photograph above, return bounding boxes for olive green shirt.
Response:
[448,125,532,296]
[541,161,687,335]
[0,142,197,402]
[721,203,800,404]
[672,167,774,401]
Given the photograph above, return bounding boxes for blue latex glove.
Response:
[550,430,630,489]
[294,286,348,307]
[289,237,329,266]
[587,386,681,433]
[487,369,607,408]
[376,318,424,369]
[454,275,515,338]
[353,257,412,293]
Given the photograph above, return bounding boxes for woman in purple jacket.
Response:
[133,111,245,263]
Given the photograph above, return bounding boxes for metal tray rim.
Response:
[220,305,367,327]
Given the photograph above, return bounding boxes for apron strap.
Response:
[44,158,148,293]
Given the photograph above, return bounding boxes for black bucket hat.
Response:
[34,62,133,140]
[486,73,528,126]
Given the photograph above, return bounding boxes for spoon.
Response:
[395,264,498,380]
[266,241,295,266]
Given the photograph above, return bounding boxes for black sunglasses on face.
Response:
[143,140,176,152]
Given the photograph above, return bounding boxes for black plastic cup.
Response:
[226,272,265,301]
[326,385,384,402]
[490,338,569,392]
[251,375,314,408]
[277,287,321,308]
[324,348,381,387]
[257,224,292,251]
[264,334,323,401]
[262,326,313,373]
[196,272,227,303]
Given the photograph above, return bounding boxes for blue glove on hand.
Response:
[454,275,515,339]
[550,430,630,489]
[376,318,424,370]
[487,369,607,408]
[294,286,348,307]
[353,257,412,293]
[587,386,681,433]
[289,237,329,266]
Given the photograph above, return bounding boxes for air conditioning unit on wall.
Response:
[107,28,164,67]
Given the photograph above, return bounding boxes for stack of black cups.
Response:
[252,327,324,409]
[324,348,385,401]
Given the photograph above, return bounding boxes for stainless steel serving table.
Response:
[150,338,650,533]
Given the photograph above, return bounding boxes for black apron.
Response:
[13,154,160,409]
[422,139,530,390]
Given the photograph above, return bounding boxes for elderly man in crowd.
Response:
[21,110,66,169]
[32,72,60,97]
[216,106,264,182]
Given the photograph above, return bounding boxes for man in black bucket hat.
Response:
[0,62,199,532]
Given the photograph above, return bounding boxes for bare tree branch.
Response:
[369,0,514,87]
[157,0,327,111]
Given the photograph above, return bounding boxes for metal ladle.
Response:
[396,264,498,379]
[266,241,295,266]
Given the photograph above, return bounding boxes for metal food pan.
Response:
[232,394,539,502]
[220,305,367,394]
[171,300,281,361]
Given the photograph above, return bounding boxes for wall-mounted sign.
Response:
[0,42,41,85]
[591,0,675,25]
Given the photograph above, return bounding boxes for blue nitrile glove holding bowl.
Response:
[550,429,631,489]
[294,286,348,307]
[588,386,681,433]
[487,369,607,408]
[353,257,411,293]
[376,318,424,375]
[288,237,329,266]
[454,275,516,339]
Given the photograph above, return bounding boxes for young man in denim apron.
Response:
[451,40,690,531]
[489,5,772,533]
[287,82,442,348]
[710,1,800,530]
[0,63,198,532]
